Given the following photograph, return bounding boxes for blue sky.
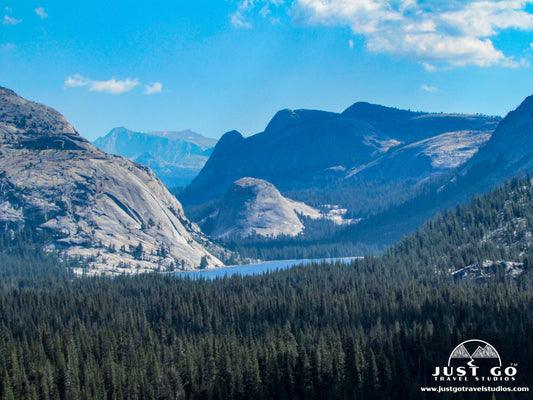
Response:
[2,1,533,140]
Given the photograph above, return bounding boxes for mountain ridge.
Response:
[180,101,499,209]
[92,127,217,187]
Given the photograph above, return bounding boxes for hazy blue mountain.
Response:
[92,127,217,187]
[336,93,533,249]
[180,103,499,208]
[460,94,533,187]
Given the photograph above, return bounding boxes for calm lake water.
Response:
[175,257,359,280]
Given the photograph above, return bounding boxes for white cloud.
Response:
[420,84,438,92]
[440,1,533,37]
[260,4,272,17]
[3,15,21,25]
[65,74,90,88]
[292,0,533,68]
[349,39,354,48]
[89,78,139,94]
[35,7,48,19]
[144,82,163,95]
[64,74,140,95]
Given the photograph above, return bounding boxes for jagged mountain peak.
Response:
[203,130,244,169]
[493,94,533,134]
[0,86,17,96]
[182,99,499,207]
[92,127,217,187]
[101,127,215,149]
[146,130,214,147]
[0,87,77,136]
[108,126,130,134]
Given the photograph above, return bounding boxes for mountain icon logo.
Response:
[430,339,518,384]
[448,339,502,367]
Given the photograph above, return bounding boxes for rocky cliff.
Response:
[208,178,321,238]
[204,177,352,239]
[0,87,228,275]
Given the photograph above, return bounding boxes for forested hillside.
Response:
[0,229,75,288]
[1,177,533,399]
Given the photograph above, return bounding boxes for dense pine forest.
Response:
[2,177,533,399]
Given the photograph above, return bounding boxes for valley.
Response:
[4,86,533,272]
[4,2,533,398]
[2,86,533,399]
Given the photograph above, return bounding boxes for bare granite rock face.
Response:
[209,178,319,238]
[207,177,355,239]
[0,87,228,275]
[346,130,492,182]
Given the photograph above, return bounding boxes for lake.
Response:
[175,257,360,280]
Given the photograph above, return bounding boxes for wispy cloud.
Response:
[231,0,254,28]
[65,74,140,95]
[420,84,438,92]
[35,7,48,19]
[90,78,139,94]
[3,15,21,25]
[144,82,163,95]
[231,0,285,28]
[348,39,354,49]
[288,0,533,68]
[422,62,437,72]
[0,43,16,52]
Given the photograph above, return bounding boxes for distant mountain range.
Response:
[176,102,501,249]
[178,95,533,254]
[5,83,533,267]
[0,87,230,275]
[179,103,499,212]
[92,127,217,188]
